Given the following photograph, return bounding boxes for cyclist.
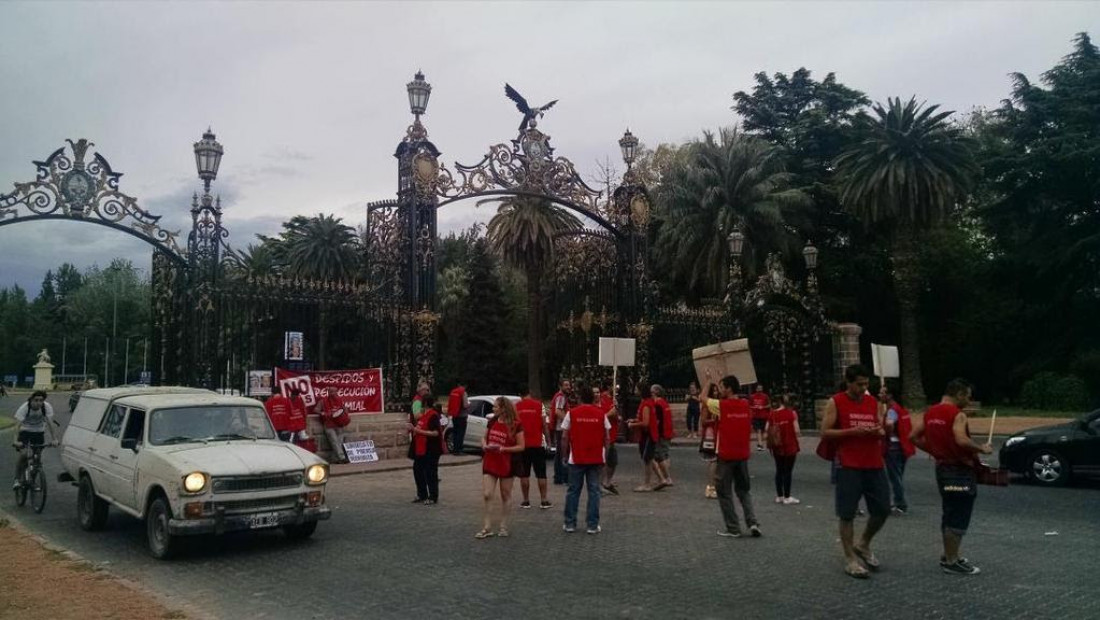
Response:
[12,391,59,489]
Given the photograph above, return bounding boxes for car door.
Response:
[90,404,128,502]
[465,400,491,448]
[1067,413,1100,475]
[109,407,145,510]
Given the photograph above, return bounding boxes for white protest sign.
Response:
[344,440,379,464]
[598,338,636,367]
[279,374,317,407]
[871,343,900,378]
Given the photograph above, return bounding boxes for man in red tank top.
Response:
[515,388,552,510]
[560,383,611,534]
[910,379,992,576]
[703,371,762,539]
[821,364,890,578]
[750,385,771,451]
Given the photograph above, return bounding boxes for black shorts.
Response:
[17,431,45,446]
[936,465,978,536]
[638,437,655,463]
[518,447,547,479]
[752,418,768,431]
[606,443,618,469]
[835,467,890,521]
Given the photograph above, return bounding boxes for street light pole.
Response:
[124,336,130,385]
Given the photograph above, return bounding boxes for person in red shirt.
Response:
[285,387,309,446]
[264,384,291,441]
[821,364,889,579]
[626,383,661,492]
[765,394,802,505]
[599,380,620,495]
[651,384,674,486]
[879,383,915,515]
[476,397,526,539]
[447,385,469,454]
[560,384,611,534]
[910,379,992,576]
[408,393,444,504]
[314,387,351,463]
[516,388,552,510]
[549,379,573,485]
[703,370,762,539]
[750,384,771,452]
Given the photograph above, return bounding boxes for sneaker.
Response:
[941,559,980,575]
[422,499,436,506]
[563,524,576,533]
[540,501,553,509]
[941,556,973,569]
[775,496,784,504]
[520,501,532,509]
[606,484,620,496]
[586,525,601,535]
[891,506,907,516]
[749,525,763,538]
[410,498,425,504]
[12,481,21,490]
[783,497,801,505]
[716,530,742,538]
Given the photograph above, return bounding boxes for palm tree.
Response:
[484,196,581,397]
[654,128,810,301]
[835,97,977,405]
[233,241,281,279]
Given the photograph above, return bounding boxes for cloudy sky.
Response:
[1,1,1096,295]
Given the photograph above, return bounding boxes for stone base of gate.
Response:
[307,413,411,462]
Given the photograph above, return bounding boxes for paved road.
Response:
[2,394,1097,619]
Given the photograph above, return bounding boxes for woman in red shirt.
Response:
[476,397,525,539]
[766,394,802,505]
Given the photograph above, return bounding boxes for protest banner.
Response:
[274,367,385,413]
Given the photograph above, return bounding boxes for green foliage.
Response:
[1020,372,1091,412]
[653,128,810,301]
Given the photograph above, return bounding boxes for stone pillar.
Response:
[33,361,55,390]
[831,323,862,387]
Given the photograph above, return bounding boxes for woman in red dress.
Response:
[476,397,525,539]
[766,394,802,505]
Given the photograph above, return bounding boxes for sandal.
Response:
[652,481,670,491]
[853,546,880,570]
[497,529,510,538]
[474,529,495,539]
[845,564,871,579]
[633,485,654,492]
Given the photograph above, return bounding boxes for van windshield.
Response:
[149,406,276,445]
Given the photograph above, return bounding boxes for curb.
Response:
[329,455,481,478]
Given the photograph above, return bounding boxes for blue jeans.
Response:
[564,464,602,529]
[552,430,567,483]
[885,443,908,510]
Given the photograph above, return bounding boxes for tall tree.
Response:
[835,97,977,405]
[452,238,513,393]
[653,128,810,302]
[484,196,581,397]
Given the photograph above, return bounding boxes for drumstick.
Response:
[986,409,997,445]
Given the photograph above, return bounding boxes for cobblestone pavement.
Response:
[2,394,1096,619]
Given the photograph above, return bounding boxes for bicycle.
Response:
[12,442,52,514]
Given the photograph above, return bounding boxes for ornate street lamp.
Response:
[619,129,639,169]
[407,70,432,119]
[802,240,819,270]
[193,128,223,195]
[727,228,745,258]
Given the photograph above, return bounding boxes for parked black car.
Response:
[999,409,1100,486]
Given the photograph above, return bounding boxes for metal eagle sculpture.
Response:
[505,83,558,133]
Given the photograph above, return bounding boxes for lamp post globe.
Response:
[193,128,223,193]
[802,240,819,270]
[727,229,745,258]
[619,129,639,168]
[407,71,432,118]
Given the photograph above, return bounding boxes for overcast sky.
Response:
[1,1,1097,296]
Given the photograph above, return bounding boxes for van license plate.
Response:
[248,512,280,529]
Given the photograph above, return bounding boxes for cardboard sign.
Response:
[598,338,636,367]
[275,367,385,413]
[692,339,757,387]
[344,440,379,464]
[248,370,273,396]
[871,343,900,378]
[284,331,304,361]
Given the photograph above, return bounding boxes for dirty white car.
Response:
[59,387,331,559]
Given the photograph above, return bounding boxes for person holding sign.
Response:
[476,397,525,539]
[703,372,762,539]
[909,379,992,576]
[286,386,308,443]
[879,383,915,515]
[315,387,351,464]
[821,365,890,579]
[264,384,292,441]
[600,380,621,495]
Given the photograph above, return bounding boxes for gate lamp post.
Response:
[619,129,639,169]
[193,128,223,195]
[803,240,819,294]
[407,70,432,119]
[726,228,745,335]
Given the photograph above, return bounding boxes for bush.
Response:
[1019,372,1090,411]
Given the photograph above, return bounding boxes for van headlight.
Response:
[1004,436,1027,449]
[182,472,208,494]
[306,464,328,485]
